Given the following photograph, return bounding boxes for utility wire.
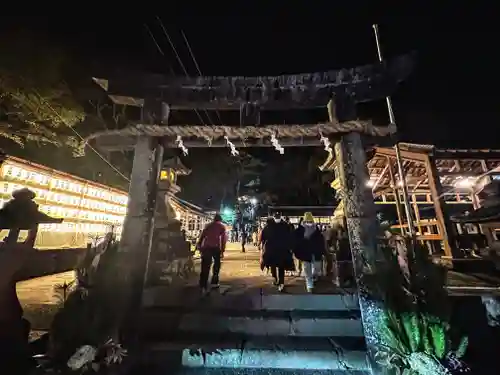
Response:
[144,24,176,77]
[180,30,224,125]
[144,22,208,128]
[154,16,217,127]
[32,89,131,182]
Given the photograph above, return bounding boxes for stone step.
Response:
[139,363,369,375]
[143,287,360,312]
[174,369,370,375]
[144,306,361,319]
[143,336,369,371]
[142,309,363,337]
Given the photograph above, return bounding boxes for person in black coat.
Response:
[293,212,326,292]
[260,213,295,292]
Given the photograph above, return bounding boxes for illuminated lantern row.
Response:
[0,156,128,248]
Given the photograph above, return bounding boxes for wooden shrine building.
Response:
[321,143,500,258]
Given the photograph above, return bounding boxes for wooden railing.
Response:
[391,219,444,255]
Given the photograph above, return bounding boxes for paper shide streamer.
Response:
[320,132,333,154]
[175,135,189,155]
[270,133,284,154]
[224,135,239,156]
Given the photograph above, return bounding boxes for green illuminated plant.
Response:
[365,234,469,374]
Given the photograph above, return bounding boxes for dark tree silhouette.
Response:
[0,31,84,149]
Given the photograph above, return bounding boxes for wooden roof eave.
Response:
[373,146,429,163]
[162,157,191,175]
[434,148,500,159]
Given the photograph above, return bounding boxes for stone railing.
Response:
[15,246,87,281]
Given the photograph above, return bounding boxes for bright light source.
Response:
[389,181,404,187]
[223,207,233,216]
[250,198,258,205]
[455,178,474,188]
[366,180,375,187]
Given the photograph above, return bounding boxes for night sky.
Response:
[2,4,499,207]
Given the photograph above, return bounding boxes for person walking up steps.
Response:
[260,213,294,292]
[197,213,227,295]
[293,212,326,293]
[241,229,247,253]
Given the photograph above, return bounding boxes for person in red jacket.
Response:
[197,213,227,294]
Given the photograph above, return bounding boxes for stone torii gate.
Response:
[85,54,414,359]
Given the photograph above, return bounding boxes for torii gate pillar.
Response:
[118,135,163,341]
[334,132,383,373]
[117,99,169,342]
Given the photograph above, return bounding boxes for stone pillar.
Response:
[118,135,163,341]
[334,132,383,373]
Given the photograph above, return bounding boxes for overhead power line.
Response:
[144,22,208,128]
[32,89,130,182]
[154,16,219,127]
[144,24,175,76]
[180,30,224,125]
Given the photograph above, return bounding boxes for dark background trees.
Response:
[179,148,336,209]
[0,30,132,190]
[0,31,84,148]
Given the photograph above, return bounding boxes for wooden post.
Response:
[118,135,164,342]
[240,102,260,126]
[334,132,382,372]
[424,154,461,258]
[387,157,405,235]
[412,195,423,235]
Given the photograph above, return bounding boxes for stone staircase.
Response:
[139,284,370,374]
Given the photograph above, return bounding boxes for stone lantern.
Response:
[149,157,194,285]
[0,188,63,247]
[156,157,191,226]
[0,188,63,366]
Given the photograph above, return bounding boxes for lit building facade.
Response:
[0,155,213,249]
[170,196,212,241]
[0,156,128,249]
